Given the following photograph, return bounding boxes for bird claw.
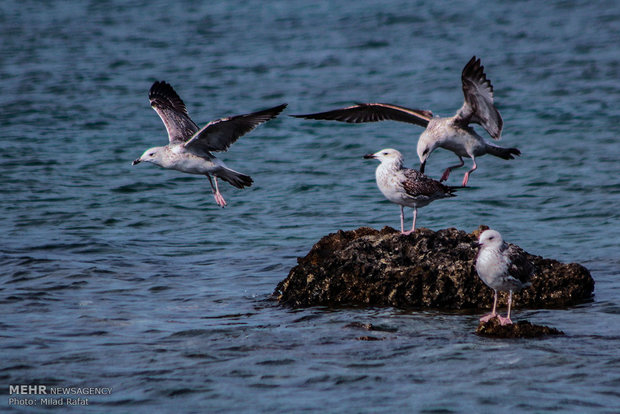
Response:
[498,316,513,326]
[213,192,227,208]
[480,314,513,325]
[479,313,497,323]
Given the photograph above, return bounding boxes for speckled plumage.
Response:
[364,149,456,234]
[476,229,534,325]
[293,57,520,186]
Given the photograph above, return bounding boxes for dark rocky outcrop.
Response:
[274,226,594,310]
[475,317,564,338]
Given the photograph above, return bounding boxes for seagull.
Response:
[475,229,534,325]
[133,81,287,207]
[293,56,520,187]
[363,148,456,234]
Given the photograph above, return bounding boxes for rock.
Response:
[344,322,395,341]
[343,322,398,333]
[475,317,564,338]
[355,336,386,341]
[274,226,594,310]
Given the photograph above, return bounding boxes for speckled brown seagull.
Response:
[364,148,456,234]
[133,81,286,207]
[294,56,520,186]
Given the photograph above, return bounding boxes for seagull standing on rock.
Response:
[364,149,456,234]
[476,229,534,325]
[133,81,287,207]
[294,56,520,186]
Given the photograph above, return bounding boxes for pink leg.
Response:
[480,289,498,322]
[461,158,477,187]
[399,206,405,233]
[208,176,227,207]
[402,207,417,235]
[440,156,465,182]
[498,290,514,325]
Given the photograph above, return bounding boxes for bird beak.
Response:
[132,158,141,165]
[363,153,376,159]
[419,160,426,173]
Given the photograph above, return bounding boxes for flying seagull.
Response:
[476,229,534,325]
[294,57,520,186]
[364,148,456,234]
[133,81,286,207]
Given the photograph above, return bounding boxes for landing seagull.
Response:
[364,149,456,234]
[294,56,520,186]
[133,81,287,207]
[476,229,534,325]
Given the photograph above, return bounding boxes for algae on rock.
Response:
[275,226,594,310]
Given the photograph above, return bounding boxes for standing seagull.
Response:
[133,81,287,207]
[293,56,520,186]
[364,149,456,234]
[475,229,534,325]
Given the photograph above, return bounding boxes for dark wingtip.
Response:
[462,55,485,81]
[148,80,187,114]
[149,80,172,95]
[150,80,164,89]
[264,103,288,119]
[273,103,288,113]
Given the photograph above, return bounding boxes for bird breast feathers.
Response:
[477,248,509,280]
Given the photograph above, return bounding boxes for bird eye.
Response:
[149,153,155,156]
[489,236,494,240]
[383,152,389,155]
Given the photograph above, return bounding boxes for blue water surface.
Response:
[1,0,619,412]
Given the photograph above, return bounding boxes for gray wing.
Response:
[401,169,456,198]
[183,104,287,153]
[292,103,432,127]
[454,56,503,140]
[149,81,199,144]
[504,244,534,285]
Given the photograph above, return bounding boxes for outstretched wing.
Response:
[455,56,503,140]
[149,81,199,144]
[292,103,432,127]
[183,103,287,153]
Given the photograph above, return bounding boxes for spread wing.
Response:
[183,104,287,153]
[149,81,199,144]
[454,56,503,140]
[401,169,456,198]
[292,103,432,127]
[505,244,534,285]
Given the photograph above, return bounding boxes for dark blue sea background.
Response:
[1,0,619,412]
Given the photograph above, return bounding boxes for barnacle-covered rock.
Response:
[274,226,594,310]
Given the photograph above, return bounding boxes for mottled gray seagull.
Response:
[364,148,456,234]
[133,81,286,207]
[294,56,520,186]
[476,229,534,325]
